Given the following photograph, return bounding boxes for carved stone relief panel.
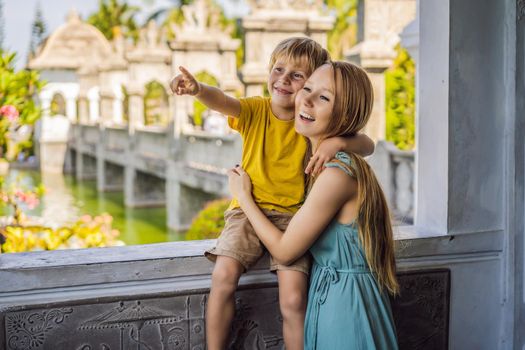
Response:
[390,269,450,350]
[3,286,282,350]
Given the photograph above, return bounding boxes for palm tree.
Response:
[87,0,141,41]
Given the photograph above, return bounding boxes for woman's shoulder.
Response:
[324,151,356,178]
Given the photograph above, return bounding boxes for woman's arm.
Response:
[229,166,357,265]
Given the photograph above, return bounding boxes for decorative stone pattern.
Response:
[3,287,283,350]
[390,269,450,350]
[3,270,450,349]
[519,0,525,20]
[5,308,73,350]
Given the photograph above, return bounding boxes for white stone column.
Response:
[39,90,52,118]
[128,89,144,131]
[60,84,80,122]
[113,85,124,125]
[88,87,100,123]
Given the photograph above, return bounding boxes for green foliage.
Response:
[0,174,45,225]
[325,0,358,59]
[193,71,218,126]
[185,198,230,240]
[0,213,124,253]
[143,81,168,125]
[385,46,416,150]
[87,0,140,42]
[0,50,45,157]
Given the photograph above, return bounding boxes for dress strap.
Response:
[324,151,356,178]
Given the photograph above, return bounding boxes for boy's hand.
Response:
[305,137,344,177]
[170,66,201,96]
[228,165,253,204]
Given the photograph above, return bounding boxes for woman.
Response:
[228,61,399,349]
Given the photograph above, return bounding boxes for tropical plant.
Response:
[143,81,169,126]
[0,213,124,253]
[0,175,44,225]
[87,0,140,42]
[28,2,47,59]
[193,71,218,127]
[325,0,358,59]
[185,198,230,240]
[385,45,416,150]
[0,50,44,159]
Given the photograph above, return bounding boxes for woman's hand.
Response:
[228,166,253,205]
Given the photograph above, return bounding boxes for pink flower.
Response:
[0,105,20,122]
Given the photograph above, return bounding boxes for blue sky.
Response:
[3,0,248,69]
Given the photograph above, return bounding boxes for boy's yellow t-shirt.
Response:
[228,96,307,213]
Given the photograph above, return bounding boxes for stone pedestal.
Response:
[38,115,71,173]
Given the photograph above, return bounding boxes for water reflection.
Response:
[2,169,183,245]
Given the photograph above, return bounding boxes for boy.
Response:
[171,37,374,350]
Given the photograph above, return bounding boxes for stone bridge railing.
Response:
[64,123,415,230]
[368,141,415,224]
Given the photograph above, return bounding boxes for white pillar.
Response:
[88,87,100,123]
[113,85,124,124]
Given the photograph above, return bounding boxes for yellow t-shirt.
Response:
[228,96,307,213]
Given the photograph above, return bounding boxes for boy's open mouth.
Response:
[299,111,315,122]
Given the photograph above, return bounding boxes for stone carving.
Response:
[76,344,111,350]
[390,269,450,350]
[173,0,233,37]
[3,289,282,349]
[79,299,195,350]
[181,0,207,32]
[519,0,525,20]
[6,308,73,350]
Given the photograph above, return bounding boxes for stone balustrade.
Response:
[1,227,505,349]
[368,141,415,224]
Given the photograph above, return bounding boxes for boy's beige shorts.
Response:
[205,208,311,275]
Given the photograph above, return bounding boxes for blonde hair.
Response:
[307,61,399,295]
[269,37,330,76]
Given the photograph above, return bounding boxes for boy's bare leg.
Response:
[277,270,308,350]
[206,255,245,350]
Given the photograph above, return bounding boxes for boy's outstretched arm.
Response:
[170,66,241,118]
[306,133,375,176]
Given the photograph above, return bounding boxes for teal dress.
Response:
[304,152,398,350]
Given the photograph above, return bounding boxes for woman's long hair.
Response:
[305,61,399,295]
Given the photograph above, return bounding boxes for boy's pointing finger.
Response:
[179,66,193,79]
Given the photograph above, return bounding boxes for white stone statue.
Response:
[182,0,207,32]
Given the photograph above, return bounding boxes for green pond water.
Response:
[2,169,185,245]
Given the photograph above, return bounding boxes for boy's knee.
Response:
[279,290,307,314]
[211,258,243,291]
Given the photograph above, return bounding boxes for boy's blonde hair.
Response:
[269,37,330,75]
